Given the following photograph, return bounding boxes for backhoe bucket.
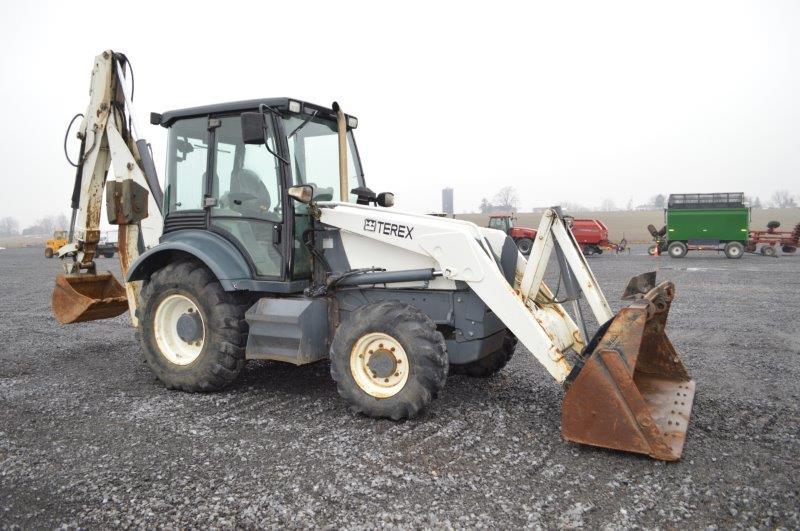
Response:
[52,272,129,324]
[562,281,695,460]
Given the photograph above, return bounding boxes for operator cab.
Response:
[488,215,514,234]
[151,98,364,286]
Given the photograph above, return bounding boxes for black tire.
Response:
[516,237,533,255]
[724,241,744,259]
[762,245,776,257]
[782,245,797,254]
[668,241,687,258]
[139,259,248,392]
[583,245,595,256]
[450,332,517,378]
[104,252,115,259]
[767,221,781,230]
[647,244,658,256]
[330,300,447,420]
[595,246,603,255]
[44,247,53,258]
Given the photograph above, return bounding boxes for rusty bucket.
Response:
[52,272,129,324]
[562,281,695,461]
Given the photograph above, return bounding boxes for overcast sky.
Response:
[1,0,798,228]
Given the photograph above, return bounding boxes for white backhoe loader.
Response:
[53,51,696,461]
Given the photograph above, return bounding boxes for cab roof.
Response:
[151,98,357,128]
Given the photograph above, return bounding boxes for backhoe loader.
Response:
[54,51,696,460]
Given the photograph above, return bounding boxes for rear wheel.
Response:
[450,332,517,378]
[668,242,687,258]
[140,260,248,392]
[647,244,658,256]
[44,247,53,258]
[782,245,797,254]
[516,237,533,255]
[724,241,744,259]
[330,300,447,420]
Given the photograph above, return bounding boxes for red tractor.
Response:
[488,214,537,254]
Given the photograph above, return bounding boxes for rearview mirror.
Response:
[376,192,395,208]
[241,112,266,144]
[288,185,314,204]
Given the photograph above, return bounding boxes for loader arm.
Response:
[318,203,598,383]
[53,50,163,325]
[318,202,696,460]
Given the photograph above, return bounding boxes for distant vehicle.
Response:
[96,232,118,258]
[568,218,614,255]
[649,193,749,259]
[488,214,617,256]
[746,221,799,257]
[44,230,68,258]
[487,214,537,254]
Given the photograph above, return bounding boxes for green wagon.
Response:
[658,193,750,259]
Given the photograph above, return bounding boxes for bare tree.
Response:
[479,198,492,214]
[769,190,797,208]
[492,186,519,212]
[599,198,617,211]
[651,194,666,209]
[0,217,19,236]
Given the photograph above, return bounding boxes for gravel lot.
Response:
[1,245,798,529]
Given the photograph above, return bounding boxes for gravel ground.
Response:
[1,245,798,529]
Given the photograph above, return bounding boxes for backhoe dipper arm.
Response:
[57,50,162,325]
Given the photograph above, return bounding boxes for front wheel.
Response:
[761,245,777,257]
[44,247,54,258]
[668,242,687,258]
[724,241,744,259]
[330,300,447,420]
[140,260,248,392]
[516,238,533,255]
[647,244,658,256]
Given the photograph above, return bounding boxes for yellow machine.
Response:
[44,230,67,258]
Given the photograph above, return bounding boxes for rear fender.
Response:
[125,230,251,291]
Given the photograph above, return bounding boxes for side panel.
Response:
[667,208,749,242]
[245,297,330,364]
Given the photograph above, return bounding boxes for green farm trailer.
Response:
[650,193,750,259]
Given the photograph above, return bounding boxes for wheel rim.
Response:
[518,240,531,254]
[729,245,741,257]
[154,294,205,365]
[350,332,409,398]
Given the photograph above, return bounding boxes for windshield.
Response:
[283,114,363,202]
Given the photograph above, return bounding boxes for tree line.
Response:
[0,214,69,237]
[478,188,798,213]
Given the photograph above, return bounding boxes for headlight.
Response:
[288,100,301,113]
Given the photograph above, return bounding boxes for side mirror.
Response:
[376,192,395,208]
[288,185,314,204]
[241,112,266,145]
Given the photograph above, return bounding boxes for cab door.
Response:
[207,115,287,280]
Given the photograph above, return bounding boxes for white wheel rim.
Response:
[350,332,409,398]
[730,246,741,257]
[154,294,205,366]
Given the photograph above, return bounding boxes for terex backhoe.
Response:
[54,51,696,460]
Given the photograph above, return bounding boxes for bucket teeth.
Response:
[52,272,129,324]
[562,281,695,461]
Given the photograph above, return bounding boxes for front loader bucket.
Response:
[562,281,695,460]
[52,272,129,324]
